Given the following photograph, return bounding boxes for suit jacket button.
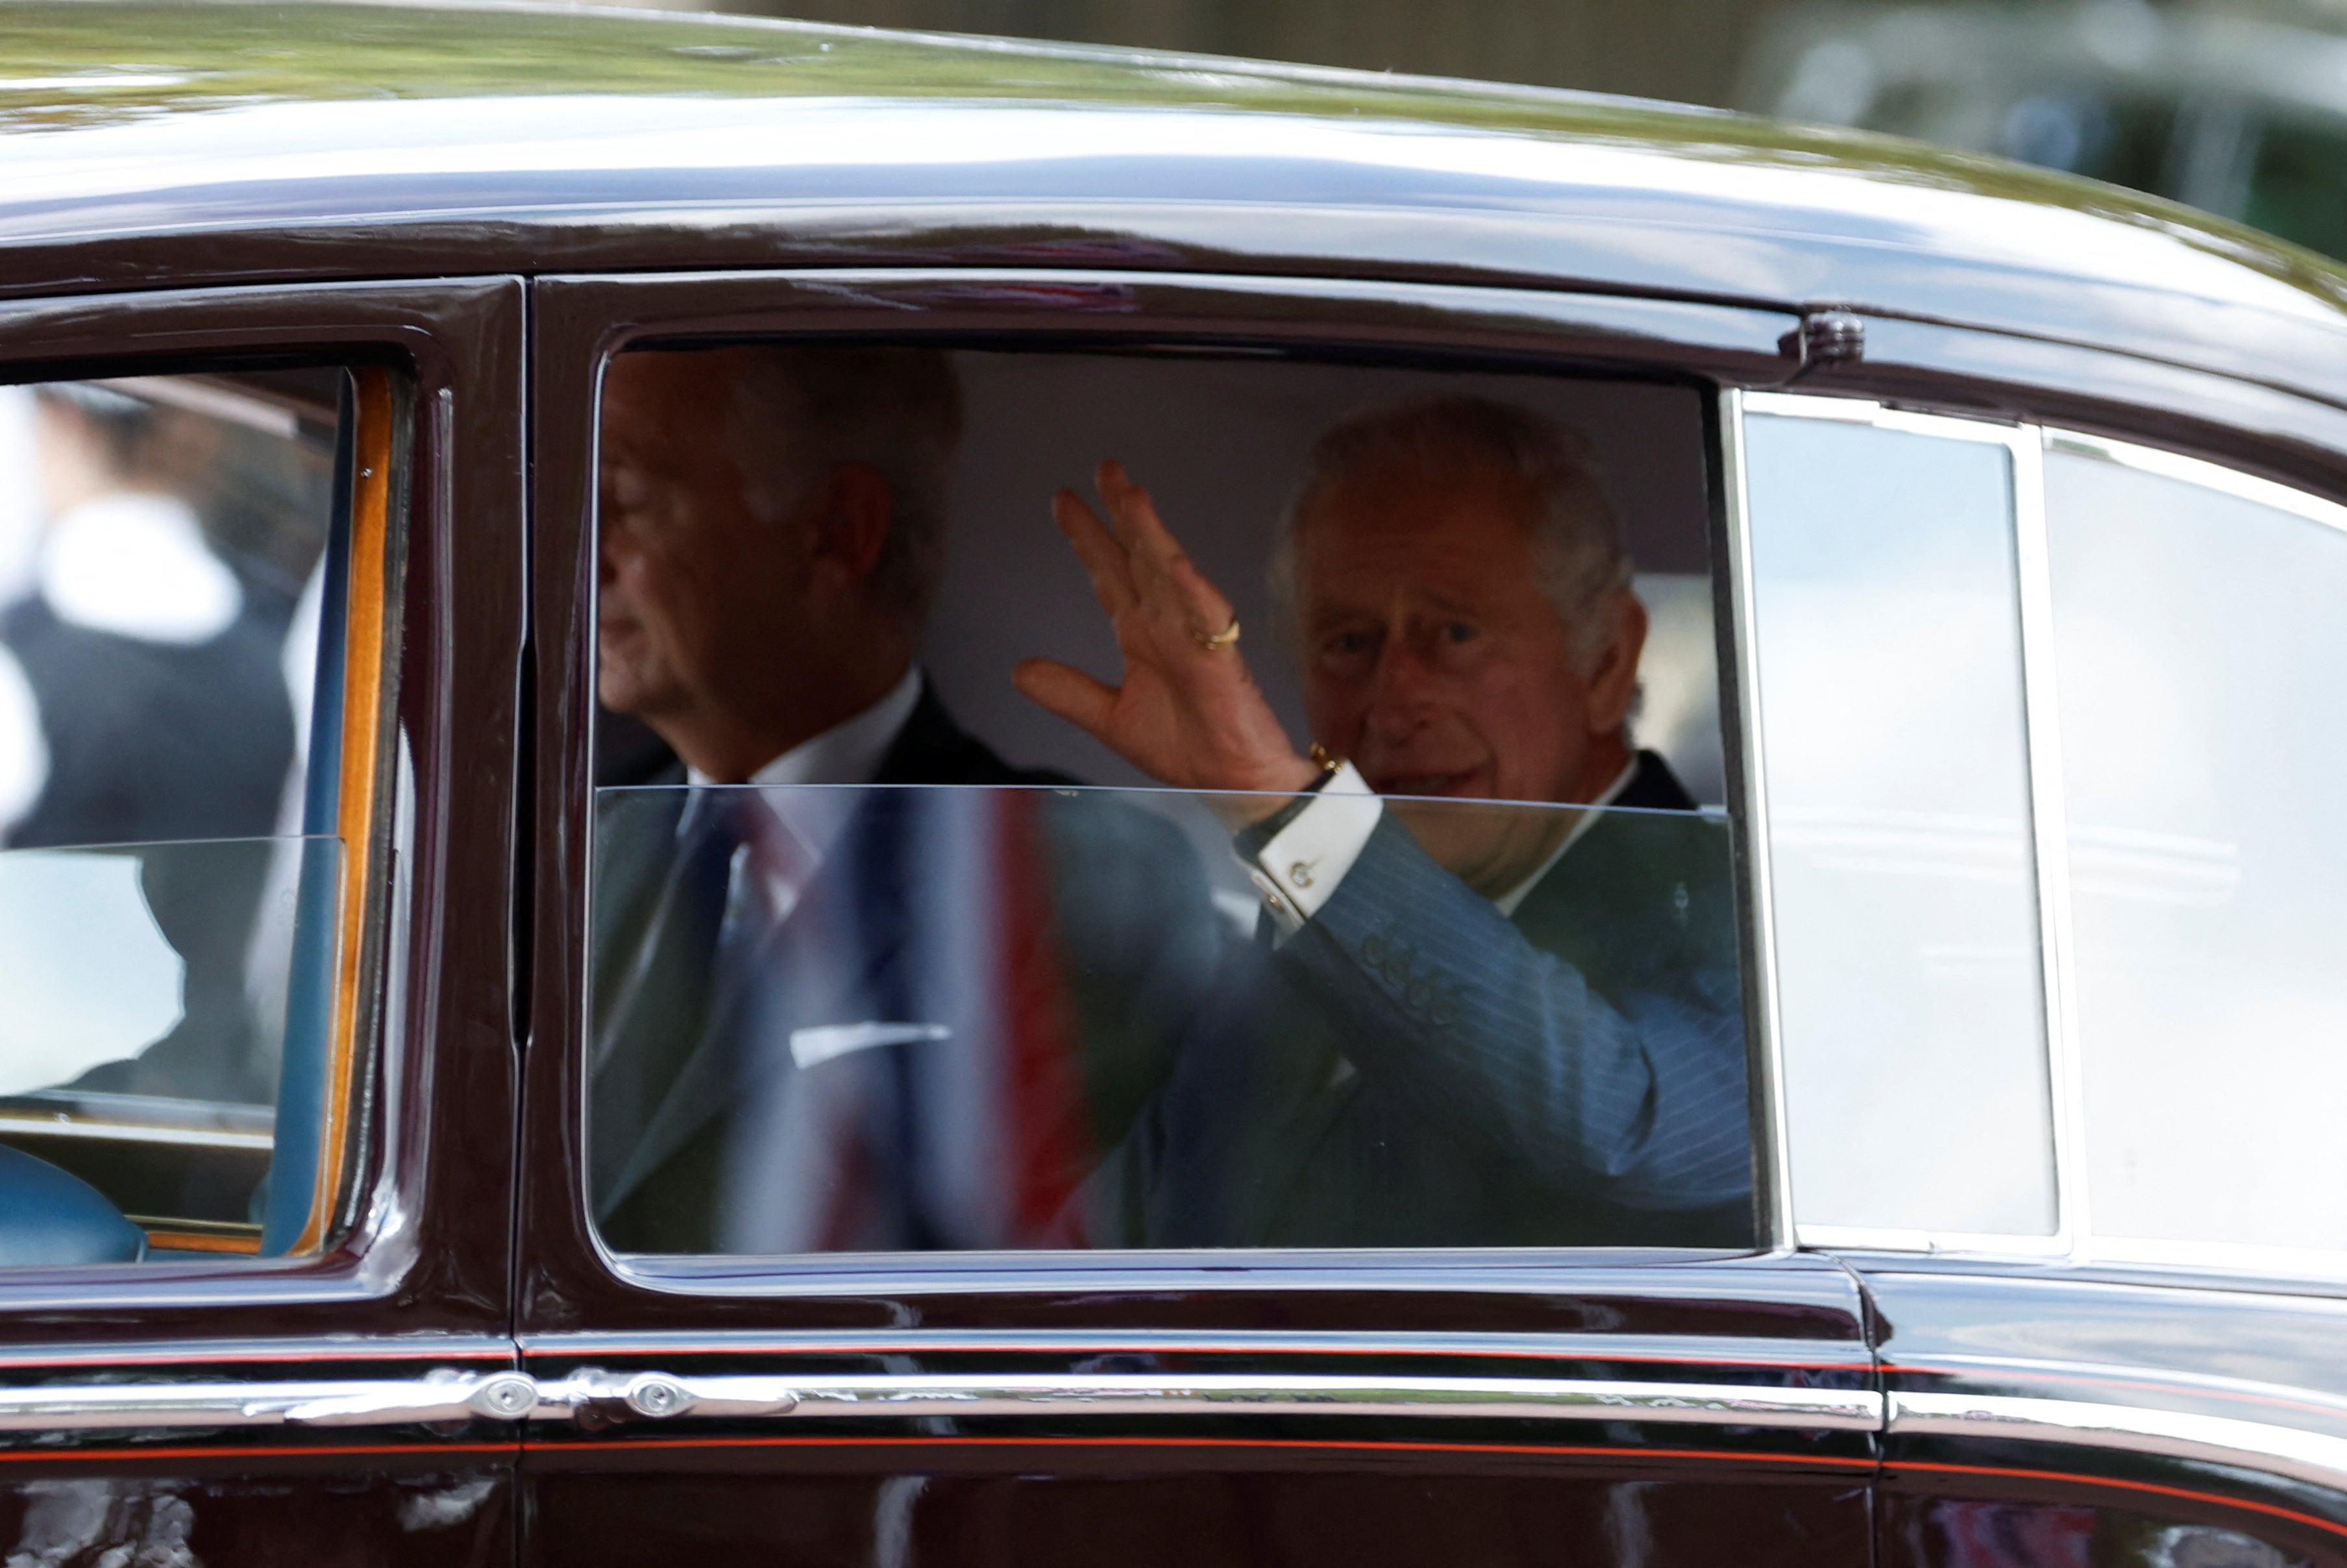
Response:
[1362,935,1388,964]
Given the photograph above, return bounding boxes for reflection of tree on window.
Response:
[1020,398,1751,1247]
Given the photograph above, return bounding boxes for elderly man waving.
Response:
[1018,395,1752,1249]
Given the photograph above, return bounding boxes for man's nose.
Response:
[1365,637,1438,737]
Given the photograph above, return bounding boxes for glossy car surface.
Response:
[1,6,2344,1567]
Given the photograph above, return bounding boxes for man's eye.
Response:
[1443,622,1477,644]
[1336,631,1372,653]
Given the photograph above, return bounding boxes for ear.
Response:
[803,461,893,590]
[1582,589,1647,734]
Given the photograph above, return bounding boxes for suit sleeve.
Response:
[1277,812,1751,1210]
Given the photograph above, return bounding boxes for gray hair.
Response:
[1270,395,1632,671]
[721,345,964,625]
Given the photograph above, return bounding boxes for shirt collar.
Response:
[686,666,924,790]
[1492,753,1641,918]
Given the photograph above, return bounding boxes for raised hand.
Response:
[1014,461,1318,809]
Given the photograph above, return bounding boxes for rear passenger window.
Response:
[2045,437,2347,1257]
[0,368,399,1264]
[583,344,1757,1262]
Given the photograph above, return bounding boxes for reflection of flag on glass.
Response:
[998,790,1092,1247]
[715,787,1094,1254]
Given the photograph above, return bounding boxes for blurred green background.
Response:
[575,0,2347,260]
[584,0,1774,108]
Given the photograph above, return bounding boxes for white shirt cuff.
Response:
[1242,761,1382,939]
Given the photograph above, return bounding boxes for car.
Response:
[1738,0,2347,263]
[1,5,2344,1566]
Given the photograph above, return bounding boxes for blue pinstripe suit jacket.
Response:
[1098,751,1753,1250]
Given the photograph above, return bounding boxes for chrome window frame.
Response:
[1716,391,1798,1253]
[1739,395,2347,1277]
[557,267,1800,1292]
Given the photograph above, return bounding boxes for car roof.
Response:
[7,0,2347,412]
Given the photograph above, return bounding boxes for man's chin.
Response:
[596,669,659,720]
[1369,769,1486,800]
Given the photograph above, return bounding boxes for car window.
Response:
[0,368,397,1264]
[584,343,1755,1260]
[1741,397,2058,1242]
[2044,437,2347,1258]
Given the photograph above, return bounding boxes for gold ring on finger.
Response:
[1194,616,1241,652]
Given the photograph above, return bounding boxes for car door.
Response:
[1736,381,2347,1565]
[513,269,1880,1568]
[0,279,527,1563]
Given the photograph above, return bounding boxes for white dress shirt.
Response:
[682,665,924,932]
[1246,754,1642,937]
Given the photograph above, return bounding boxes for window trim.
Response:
[291,363,402,1257]
[535,267,1805,1305]
[2046,428,2347,539]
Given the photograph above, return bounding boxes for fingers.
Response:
[1013,657,1119,738]
[1051,487,1133,617]
[1093,461,1235,642]
[1097,459,1179,563]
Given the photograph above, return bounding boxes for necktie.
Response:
[589,788,793,1211]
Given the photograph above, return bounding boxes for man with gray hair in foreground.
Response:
[1018,394,1752,1247]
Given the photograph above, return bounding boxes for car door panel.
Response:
[516,1259,1878,1568]
[526,1456,1867,1568]
[518,269,1873,1568]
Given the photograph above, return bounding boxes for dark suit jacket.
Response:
[1098,750,1754,1249]
[591,683,1215,1253]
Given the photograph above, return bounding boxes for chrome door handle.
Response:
[0,1367,539,1431]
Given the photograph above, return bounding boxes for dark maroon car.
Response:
[2,6,2344,1566]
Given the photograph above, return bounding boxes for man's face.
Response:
[1294,465,1641,894]
[596,352,808,729]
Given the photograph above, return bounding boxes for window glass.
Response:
[0,369,376,1264]
[586,345,1753,1258]
[1745,410,2055,1237]
[593,783,1744,1254]
[2045,443,2347,1252]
